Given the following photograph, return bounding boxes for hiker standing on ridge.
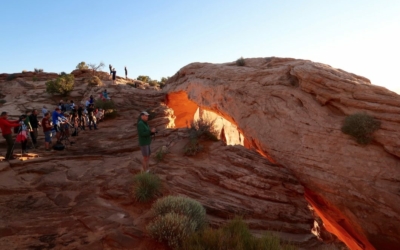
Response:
[29,109,41,147]
[125,66,128,79]
[109,64,112,80]
[0,112,21,160]
[137,111,156,172]
[112,68,117,84]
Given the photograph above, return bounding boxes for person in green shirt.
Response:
[137,111,156,172]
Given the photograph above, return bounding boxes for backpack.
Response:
[53,142,65,151]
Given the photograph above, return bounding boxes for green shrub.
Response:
[6,74,16,81]
[34,68,43,72]
[60,72,67,76]
[149,80,159,87]
[45,74,74,96]
[155,146,168,163]
[148,212,197,249]
[32,76,38,82]
[236,57,245,66]
[341,112,380,145]
[152,196,206,230]
[137,75,150,83]
[184,139,203,156]
[187,118,218,141]
[88,76,103,86]
[181,217,296,250]
[133,172,161,202]
[0,99,6,104]
[76,61,88,70]
[95,99,116,110]
[104,110,118,119]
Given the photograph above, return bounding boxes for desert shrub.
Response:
[104,110,118,119]
[152,196,206,230]
[60,72,67,76]
[133,172,161,202]
[341,112,380,144]
[236,57,245,66]
[76,61,88,70]
[148,212,197,249]
[95,99,116,110]
[32,76,38,82]
[88,76,103,86]
[155,146,168,163]
[0,99,6,104]
[187,117,218,141]
[45,74,74,96]
[34,68,43,72]
[149,80,159,87]
[6,74,16,81]
[137,75,150,83]
[181,217,296,250]
[184,139,203,156]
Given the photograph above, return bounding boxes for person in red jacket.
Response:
[0,112,21,160]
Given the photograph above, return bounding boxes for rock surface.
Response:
[0,76,338,249]
[164,57,400,250]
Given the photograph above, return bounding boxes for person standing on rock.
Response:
[29,109,41,147]
[0,112,21,160]
[41,112,52,151]
[124,66,128,79]
[137,111,156,172]
[112,68,117,85]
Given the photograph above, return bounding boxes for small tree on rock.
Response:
[76,61,89,70]
[87,62,105,76]
[46,74,75,96]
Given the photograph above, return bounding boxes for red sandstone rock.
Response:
[165,57,400,250]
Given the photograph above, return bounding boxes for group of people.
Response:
[0,95,106,160]
[108,64,128,84]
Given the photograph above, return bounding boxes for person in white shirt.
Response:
[42,105,48,117]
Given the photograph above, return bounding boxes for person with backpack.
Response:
[87,104,97,130]
[0,112,21,160]
[137,111,156,172]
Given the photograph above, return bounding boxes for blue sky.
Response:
[2,0,399,93]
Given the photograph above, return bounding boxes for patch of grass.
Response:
[6,74,16,81]
[148,196,206,248]
[104,110,118,119]
[236,57,245,66]
[88,76,103,86]
[148,212,197,249]
[155,146,168,163]
[152,196,206,230]
[341,112,380,145]
[187,117,219,141]
[95,99,116,110]
[133,172,161,202]
[181,217,297,250]
[184,139,203,156]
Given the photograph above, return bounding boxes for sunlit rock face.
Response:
[165,57,400,250]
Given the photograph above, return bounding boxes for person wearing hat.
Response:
[137,111,156,172]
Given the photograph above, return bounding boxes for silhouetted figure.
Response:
[112,68,116,84]
[125,66,128,79]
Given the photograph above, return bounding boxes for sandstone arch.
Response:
[165,58,400,250]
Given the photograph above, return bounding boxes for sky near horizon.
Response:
[1,0,399,93]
